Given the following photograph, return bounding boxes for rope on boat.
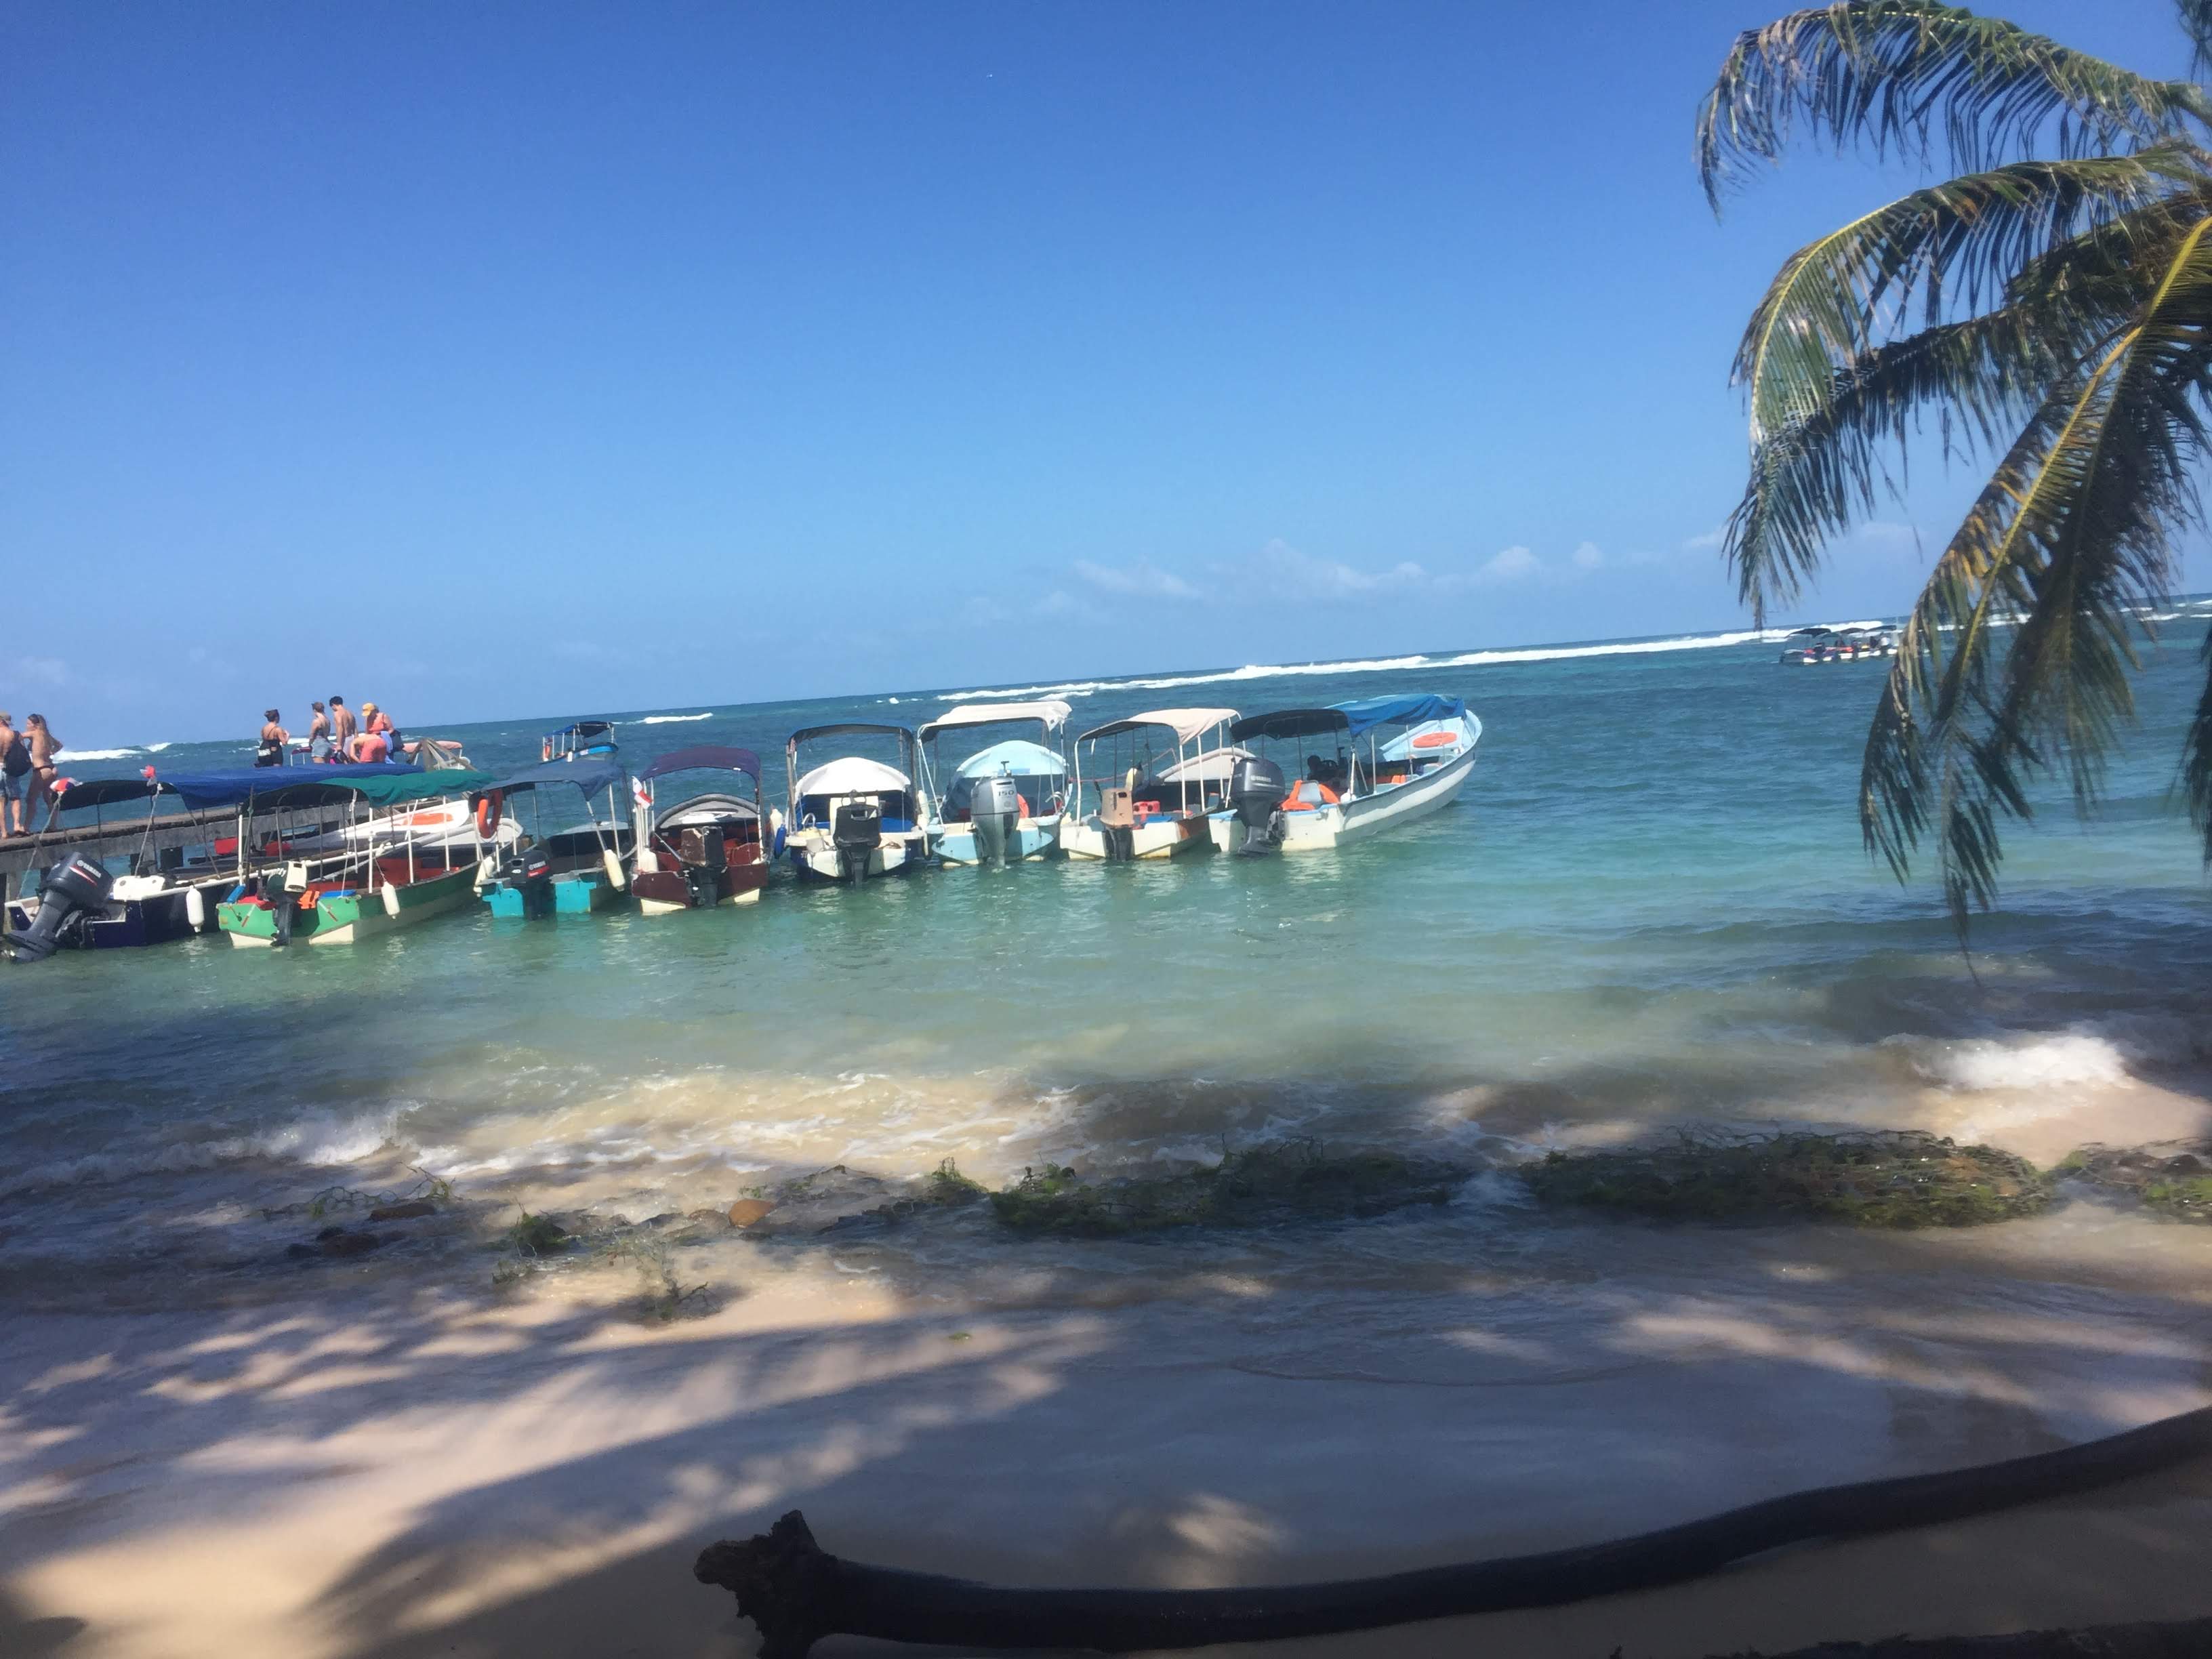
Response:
[695,1404,2212,1658]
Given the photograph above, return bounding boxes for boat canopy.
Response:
[546,720,613,739]
[117,764,495,813]
[1077,708,1237,745]
[640,745,760,783]
[475,758,627,798]
[1141,746,1254,787]
[918,699,1073,741]
[1330,694,1467,739]
[954,739,1067,779]
[794,756,913,797]
[1229,708,1350,743]
[1378,715,1481,762]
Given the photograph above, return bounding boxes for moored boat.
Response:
[783,725,931,882]
[211,764,499,947]
[917,700,1073,867]
[1063,708,1240,860]
[630,746,770,914]
[1206,695,1481,855]
[472,757,634,918]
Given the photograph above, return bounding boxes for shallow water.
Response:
[5,611,2212,1323]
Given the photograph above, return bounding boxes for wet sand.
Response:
[7,1208,2212,1659]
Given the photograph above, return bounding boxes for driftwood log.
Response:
[694,1404,2212,1657]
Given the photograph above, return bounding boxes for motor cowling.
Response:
[6,852,114,962]
[680,825,726,907]
[1229,756,1288,853]
[832,801,881,883]
[970,773,1020,868]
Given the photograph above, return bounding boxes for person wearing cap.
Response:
[255,709,289,769]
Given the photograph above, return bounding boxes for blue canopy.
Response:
[475,758,627,798]
[1330,694,1467,739]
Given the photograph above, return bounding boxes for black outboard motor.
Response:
[1228,755,1288,854]
[832,800,881,884]
[6,852,114,962]
[970,773,1021,869]
[509,844,556,917]
[680,826,726,907]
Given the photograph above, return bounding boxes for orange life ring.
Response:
[476,790,504,838]
[1283,779,1340,812]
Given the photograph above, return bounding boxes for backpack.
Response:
[2,735,28,778]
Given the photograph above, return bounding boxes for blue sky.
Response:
[4,0,2203,743]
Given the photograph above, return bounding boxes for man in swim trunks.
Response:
[329,695,356,757]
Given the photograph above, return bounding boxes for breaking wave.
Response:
[0,1106,407,1201]
[52,746,144,762]
[638,712,714,724]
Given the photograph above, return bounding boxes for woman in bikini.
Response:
[24,714,62,832]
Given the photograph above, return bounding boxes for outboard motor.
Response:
[831,800,882,884]
[6,852,113,962]
[1229,755,1288,855]
[1097,786,1137,862]
[509,844,556,917]
[680,825,726,907]
[970,773,1021,869]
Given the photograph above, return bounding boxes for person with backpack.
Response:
[0,712,28,836]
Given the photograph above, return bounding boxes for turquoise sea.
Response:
[5,609,2212,1319]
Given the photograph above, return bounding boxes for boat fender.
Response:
[476,790,504,839]
[382,884,403,919]
[602,847,628,891]
[186,887,207,929]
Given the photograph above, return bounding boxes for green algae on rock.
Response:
[2055,1143,2212,1223]
[989,1141,1467,1238]
[1521,1130,2051,1228]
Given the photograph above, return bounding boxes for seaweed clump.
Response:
[1520,1130,2051,1229]
[2055,1143,2212,1223]
[989,1141,1467,1238]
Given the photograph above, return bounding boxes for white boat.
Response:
[783,724,932,882]
[1063,708,1240,860]
[1206,695,1481,854]
[917,700,1073,867]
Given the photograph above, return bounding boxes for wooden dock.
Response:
[0,804,348,886]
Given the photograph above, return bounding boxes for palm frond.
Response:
[2181,0,2212,81]
[1862,219,2212,930]
[1698,0,2212,210]
[1729,309,2053,622]
[1730,190,2212,623]
[2182,627,2212,863]
[1737,146,2198,443]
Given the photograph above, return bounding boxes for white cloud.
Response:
[1234,539,1427,600]
[958,596,1014,628]
[1479,545,1538,581]
[20,656,70,687]
[1570,541,1604,570]
[1681,527,1725,552]
[1074,558,1201,600]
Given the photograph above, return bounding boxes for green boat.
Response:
[194,763,498,949]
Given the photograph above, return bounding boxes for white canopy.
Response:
[920,699,1072,740]
[1079,707,1238,746]
[794,756,912,797]
[1144,746,1254,785]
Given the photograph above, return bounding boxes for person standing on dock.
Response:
[329,695,356,759]
[307,701,331,761]
[23,714,62,832]
[255,710,289,768]
[0,712,26,837]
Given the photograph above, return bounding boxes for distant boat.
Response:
[1779,626,1897,664]
[630,746,771,914]
[783,724,931,882]
[473,756,634,918]
[215,765,498,947]
[541,720,618,762]
[918,700,1073,867]
[1206,695,1481,855]
[1063,709,1241,860]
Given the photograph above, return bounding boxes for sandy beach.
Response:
[8,1185,2212,1659]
